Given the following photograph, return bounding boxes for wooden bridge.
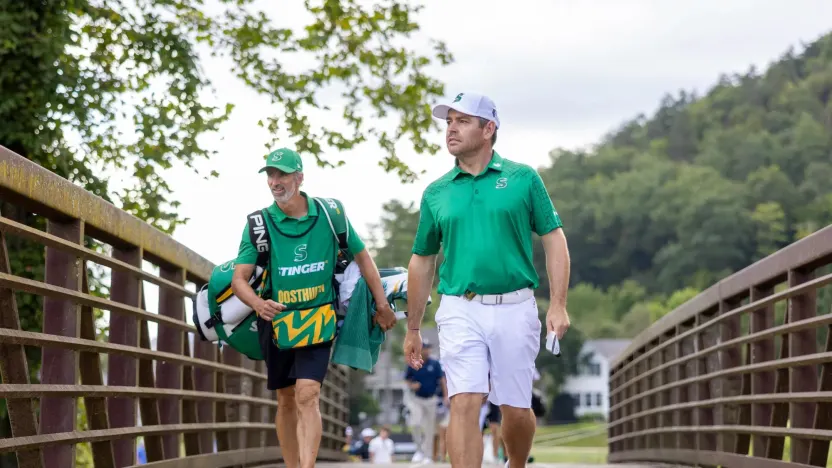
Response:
[1,143,831,467]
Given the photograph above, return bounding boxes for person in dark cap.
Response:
[403,338,448,463]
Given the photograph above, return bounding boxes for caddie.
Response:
[403,92,571,468]
[231,147,397,468]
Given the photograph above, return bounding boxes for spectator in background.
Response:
[369,426,396,464]
[404,338,448,463]
[136,440,146,464]
[349,428,376,461]
[344,426,354,452]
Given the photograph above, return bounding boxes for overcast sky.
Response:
[151,0,832,269]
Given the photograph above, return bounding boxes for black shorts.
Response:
[486,402,502,425]
[257,317,332,390]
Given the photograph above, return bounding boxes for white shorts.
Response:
[435,293,541,408]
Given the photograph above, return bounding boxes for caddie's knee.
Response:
[295,381,321,410]
[277,387,297,411]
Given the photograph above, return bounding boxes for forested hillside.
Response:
[371,32,832,340]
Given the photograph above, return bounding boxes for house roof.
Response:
[586,339,631,361]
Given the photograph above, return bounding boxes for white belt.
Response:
[461,288,533,305]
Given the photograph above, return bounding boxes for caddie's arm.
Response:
[352,249,396,332]
[339,217,397,331]
[530,170,571,338]
[404,193,440,369]
[230,224,284,321]
[231,264,283,321]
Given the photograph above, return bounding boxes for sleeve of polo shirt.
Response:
[345,219,366,255]
[412,193,441,255]
[529,169,563,236]
[235,222,258,265]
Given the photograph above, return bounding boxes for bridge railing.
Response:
[0,146,349,468]
[608,224,832,467]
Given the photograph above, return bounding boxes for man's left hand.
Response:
[374,302,397,332]
[546,303,570,339]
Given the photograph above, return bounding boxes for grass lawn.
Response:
[531,446,608,464]
[558,431,607,447]
[534,421,604,438]
[531,422,608,464]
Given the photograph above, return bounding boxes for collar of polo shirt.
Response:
[452,151,504,179]
[270,191,319,222]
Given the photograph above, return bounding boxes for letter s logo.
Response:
[294,244,308,262]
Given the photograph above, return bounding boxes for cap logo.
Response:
[271,151,283,161]
[453,93,463,103]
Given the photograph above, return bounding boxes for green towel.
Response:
[331,277,386,372]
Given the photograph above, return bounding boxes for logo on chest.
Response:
[495,177,508,189]
[279,261,328,276]
[294,244,308,262]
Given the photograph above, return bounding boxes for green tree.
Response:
[1,1,452,461]
[751,202,788,259]
[368,200,421,270]
[2,0,453,231]
[532,32,832,341]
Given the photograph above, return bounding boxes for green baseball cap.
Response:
[259,147,303,174]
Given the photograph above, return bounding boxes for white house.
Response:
[560,339,631,420]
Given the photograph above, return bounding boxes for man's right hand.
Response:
[255,299,286,321]
[409,381,421,391]
[403,330,424,369]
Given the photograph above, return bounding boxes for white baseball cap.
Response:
[361,428,376,438]
[432,92,500,129]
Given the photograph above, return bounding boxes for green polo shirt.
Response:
[236,192,365,309]
[412,151,562,296]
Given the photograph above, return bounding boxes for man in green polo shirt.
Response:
[230,147,397,468]
[404,93,571,468]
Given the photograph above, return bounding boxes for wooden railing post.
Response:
[156,267,186,459]
[0,212,42,468]
[40,219,83,468]
[107,246,142,467]
[787,267,818,464]
[749,285,775,457]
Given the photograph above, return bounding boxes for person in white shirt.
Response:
[369,426,396,464]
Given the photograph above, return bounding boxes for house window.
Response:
[589,363,601,376]
[573,394,581,407]
[596,393,602,407]
[585,393,592,407]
